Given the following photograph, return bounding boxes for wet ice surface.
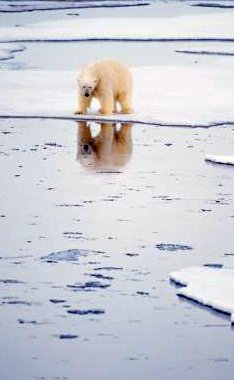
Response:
[0,118,234,380]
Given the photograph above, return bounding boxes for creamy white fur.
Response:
[75,59,133,115]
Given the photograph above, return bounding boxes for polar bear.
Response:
[76,121,133,170]
[75,59,133,116]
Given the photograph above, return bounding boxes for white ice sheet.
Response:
[0,14,234,42]
[1,66,234,127]
[170,266,234,324]
[205,155,234,165]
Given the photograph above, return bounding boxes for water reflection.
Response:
[76,121,133,171]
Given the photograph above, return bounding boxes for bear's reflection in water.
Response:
[77,121,133,172]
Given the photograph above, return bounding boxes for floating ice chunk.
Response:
[170,266,234,324]
[205,155,234,166]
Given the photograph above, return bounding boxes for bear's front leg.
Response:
[74,94,92,115]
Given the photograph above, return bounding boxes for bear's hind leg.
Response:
[98,93,114,116]
[118,92,133,114]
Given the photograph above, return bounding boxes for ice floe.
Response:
[0,43,25,61]
[189,1,234,9]
[205,155,234,166]
[1,66,234,127]
[0,0,150,13]
[0,13,234,42]
[170,266,234,324]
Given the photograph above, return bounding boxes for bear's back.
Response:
[95,59,133,93]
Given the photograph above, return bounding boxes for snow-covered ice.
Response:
[1,6,234,127]
[205,154,234,165]
[0,13,234,42]
[1,65,234,126]
[170,266,234,324]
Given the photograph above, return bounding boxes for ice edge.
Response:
[170,270,234,324]
[1,114,234,129]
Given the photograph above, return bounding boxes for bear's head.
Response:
[78,73,98,98]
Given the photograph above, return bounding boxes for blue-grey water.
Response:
[0,117,234,380]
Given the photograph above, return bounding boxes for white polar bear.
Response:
[75,59,133,116]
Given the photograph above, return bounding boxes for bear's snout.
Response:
[85,93,90,97]
[81,144,93,155]
[83,144,90,152]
